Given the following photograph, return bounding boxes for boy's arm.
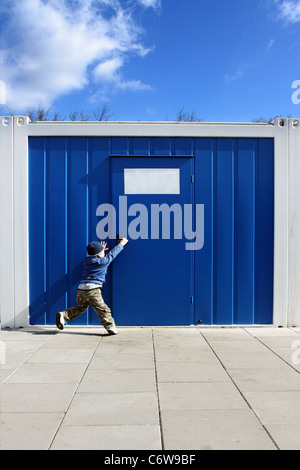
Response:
[100,238,128,265]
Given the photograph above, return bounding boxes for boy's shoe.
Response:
[107,327,118,335]
[56,312,65,330]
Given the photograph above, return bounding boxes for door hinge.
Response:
[190,296,194,304]
[191,175,194,183]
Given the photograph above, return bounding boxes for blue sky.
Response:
[1,0,300,121]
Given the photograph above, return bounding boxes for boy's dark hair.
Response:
[87,241,104,256]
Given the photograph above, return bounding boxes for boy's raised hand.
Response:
[101,241,109,251]
[120,238,128,246]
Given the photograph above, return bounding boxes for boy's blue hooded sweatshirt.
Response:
[80,244,123,286]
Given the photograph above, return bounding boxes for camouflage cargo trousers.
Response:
[63,288,116,330]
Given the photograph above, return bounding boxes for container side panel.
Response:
[132,137,150,156]
[89,137,111,324]
[174,137,194,156]
[214,139,234,324]
[234,139,255,324]
[153,137,171,156]
[47,137,68,324]
[28,137,47,324]
[194,138,214,324]
[67,137,89,325]
[29,135,274,326]
[110,137,128,155]
[255,138,274,324]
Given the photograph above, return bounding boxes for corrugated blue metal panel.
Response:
[29,136,111,325]
[214,138,234,324]
[132,137,150,155]
[47,138,68,324]
[153,137,171,156]
[110,137,128,155]
[194,138,213,324]
[235,138,256,324]
[174,137,194,156]
[89,137,112,323]
[255,138,274,324]
[194,138,274,325]
[28,137,47,324]
[67,137,89,324]
[29,136,274,325]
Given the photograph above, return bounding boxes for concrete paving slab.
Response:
[0,327,57,341]
[97,340,154,355]
[27,347,95,364]
[63,391,159,426]
[154,345,217,363]
[51,424,162,450]
[264,424,300,450]
[0,369,13,383]
[244,390,300,424]
[2,339,46,354]
[89,352,155,370]
[229,367,300,392]
[5,362,87,384]
[207,339,268,353]
[211,351,288,370]
[153,327,201,338]
[41,332,101,349]
[153,335,211,350]
[0,413,64,450]
[245,327,299,337]
[156,362,229,383]
[267,348,300,372]
[158,382,248,411]
[254,335,300,349]
[153,328,207,345]
[77,368,157,393]
[105,327,153,340]
[161,409,277,450]
[1,383,77,413]
[0,352,35,378]
[200,328,255,341]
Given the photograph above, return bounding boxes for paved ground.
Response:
[1,325,300,450]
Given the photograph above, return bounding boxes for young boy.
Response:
[56,238,128,335]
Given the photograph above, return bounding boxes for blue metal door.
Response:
[110,157,195,325]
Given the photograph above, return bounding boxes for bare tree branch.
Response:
[176,107,203,122]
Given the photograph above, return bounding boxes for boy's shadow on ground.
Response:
[6,326,110,338]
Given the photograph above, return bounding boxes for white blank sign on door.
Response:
[124,168,180,194]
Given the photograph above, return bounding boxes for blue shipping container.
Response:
[28,136,274,325]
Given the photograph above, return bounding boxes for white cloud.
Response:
[276,0,300,23]
[93,58,124,82]
[266,39,275,50]
[93,56,152,91]
[117,79,152,91]
[225,63,254,85]
[138,0,161,8]
[0,0,155,109]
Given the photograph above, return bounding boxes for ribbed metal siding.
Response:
[29,136,274,325]
[29,137,110,325]
[194,138,274,324]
